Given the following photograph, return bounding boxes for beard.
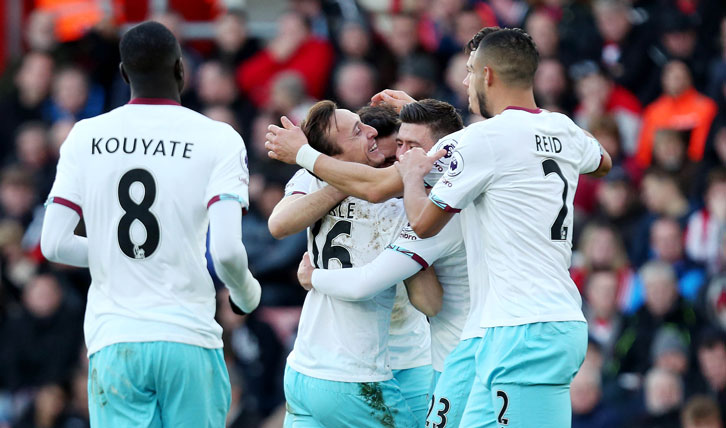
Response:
[477,90,492,119]
[469,89,492,118]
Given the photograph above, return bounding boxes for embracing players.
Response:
[267,27,613,428]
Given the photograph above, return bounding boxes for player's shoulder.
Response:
[285,168,314,196]
[430,128,466,155]
[543,110,582,134]
[189,110,242,141]
[291,168,313,181]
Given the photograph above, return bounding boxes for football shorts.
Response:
[88,341,230,428]
[284,364,417,428]
[459,321,587,428]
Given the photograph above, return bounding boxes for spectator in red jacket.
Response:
[571,60,642,156]
[236,12,334,108]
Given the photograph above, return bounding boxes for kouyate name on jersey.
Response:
[91,137,194,159]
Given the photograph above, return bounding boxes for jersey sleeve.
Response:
[388,217,461,270]
[423,134,459,188]
[205,128,250,210]
[429,125,495,212]
[47,122,84,215]
[312,249,422,301]
[577,126,604,174]
[284,168,314,197]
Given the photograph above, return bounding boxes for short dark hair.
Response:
[120,21,180,77]
[400,99,464,142]
[473,27,539,88]
[466,26,501,54]
[301,100,342,156]
[357,104,400,138]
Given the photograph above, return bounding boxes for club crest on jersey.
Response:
[447,151,464,177]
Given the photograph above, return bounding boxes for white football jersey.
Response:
[284,170,432,373]
[425,130,487,342]
[424,129,466,188]
[389,215,469,372]
[284,168,313,197]
[288,178,415,382]
[47,99,249,356]
[430,107,602,328]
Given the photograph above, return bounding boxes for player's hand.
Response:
[395,147,447,183]
[297,252,314,291]
[370,89,416,113]
[265,116,308,165]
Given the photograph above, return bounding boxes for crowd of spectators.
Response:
[0,0,725,427]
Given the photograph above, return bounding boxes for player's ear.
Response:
[174,58,185,93]
[119,63,130,85]
[484,66,493,87]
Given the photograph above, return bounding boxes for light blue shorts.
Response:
[460,322,588,428]
[426,337,480,428]
[393,365,433,426]
[284,364,417,428]
[88,341,230,428]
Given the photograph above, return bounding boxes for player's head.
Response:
[302,100,384,166]
[119,21,183,96]
[465,27,539,118]
[358,104,400,167]
[397,99,463,160]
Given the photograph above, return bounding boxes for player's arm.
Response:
[209,200,262,314]
[310,156,403,203]
[403,266,443,317]
[297,250,442,316]
[268,186,347,239]
[397,148,455,238]
[265,117,404,203]
[40,202,89,267]
[582,129,613,178]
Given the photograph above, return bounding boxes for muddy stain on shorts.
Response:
[359,382,395,428]
[91,368,108,407]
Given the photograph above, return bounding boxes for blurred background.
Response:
[0,0,725,427]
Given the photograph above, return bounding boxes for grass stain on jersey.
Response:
[359,383,395,427]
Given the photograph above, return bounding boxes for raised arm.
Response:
[209,200,261,314]
[297,250,442,317]
[268,186,347,239]
[40,203,89,267]
[265,117,403,202]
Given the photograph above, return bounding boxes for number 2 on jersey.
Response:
[117,168,160,259]
[542,159,569,241]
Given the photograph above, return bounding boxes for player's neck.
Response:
[129,83,181,104]
[491,89,537,116]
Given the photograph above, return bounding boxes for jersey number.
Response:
[311,220,352,269]
[117,169,160,259]
[542,159,569,241]
[425,395,451,428]
[497,390,509,425]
